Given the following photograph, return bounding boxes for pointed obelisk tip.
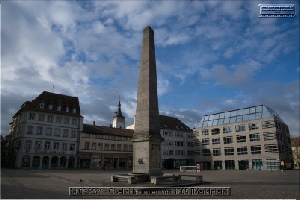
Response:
[144,25,153,31]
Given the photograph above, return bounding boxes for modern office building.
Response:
[194,104,293,170]
[8,91,83,168]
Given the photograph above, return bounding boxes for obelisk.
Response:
[132,26,164,176]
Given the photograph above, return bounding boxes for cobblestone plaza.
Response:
[1,168,299,199]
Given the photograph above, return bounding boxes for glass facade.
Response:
[199,105,285,127]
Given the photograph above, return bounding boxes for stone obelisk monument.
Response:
[131,26,164,177]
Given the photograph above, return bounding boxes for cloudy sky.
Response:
[1,1,299,137]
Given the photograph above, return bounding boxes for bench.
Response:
[111,175,136,184]
[178,174,203,182]
[151,175,180,185]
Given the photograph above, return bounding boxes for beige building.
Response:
[194,104,293,170]
[159,115,195,169]
[78,123,133,169]
[8,91,83,169]
[78,100,133,169]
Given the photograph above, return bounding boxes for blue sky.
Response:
[1,1,299,137]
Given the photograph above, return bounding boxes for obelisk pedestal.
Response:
[130,26,164,180]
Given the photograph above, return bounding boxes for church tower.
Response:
[112,97,125,129]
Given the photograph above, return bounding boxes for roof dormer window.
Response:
[66,106,70,113]
[48,104,53,110]
[39,102,44,109]
[72,108,77,113]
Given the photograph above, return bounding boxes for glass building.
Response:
[194,104,293,170]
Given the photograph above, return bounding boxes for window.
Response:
[72,108,77,113]
[129,145,133,151]
[47,115,54,123]
[92,143,96,150]
[212,138,220,144]
[169,150,173,155]
[44,141,51,150]
[83,133,90,138]
[263,132,276,141]
[38,114,45,121]
[211,128,220,135]
[248,123,259,130]
[54,129,61,137]
[35,141,42,150]
[62,143,67,151]
[262,120,275,129]
[39,102,44,109]
[115,136,122,141]
[111,136,116,140]
[224,147,234,156]
[122,137,129,141]
[44,127,51,136]
[64,118,69,124]
[98,143,103,150]
[223,136,233,144]
[249,133,260,141]
[213,148,221,156]
[123,144,128,151]
[202,138,209,145]
[25,140,32,149]
[237,146,248,155]
[264,144,279,153]
[69,143,75,151]
[56,117,62,124]
[105,135,110,140]
[235,124,246,132]
[97,134,103,139]
[202,129,209,135]
[251,145,261,154]
[63,129,69,137]
[104,144,109,151]
[266,159,280,170]
[111,144,116,151]
[70,130,76,138]
[85,142,90,150]
[53,142,59,150]
[175,141,184,146]
[236,135,246,143]
[72,118,77,125]
[202,149,211,156]
[48,104,53,110]
[117,144,122,151]
[65,107,70,112]
[29,113,35,120]
[36,126,43,135]
[223,126,232,133]
[57,105,61,111]
[27,126,34,134]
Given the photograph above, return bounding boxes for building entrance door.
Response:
[252,159,263,170]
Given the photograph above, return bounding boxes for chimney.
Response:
[93,121,95,126]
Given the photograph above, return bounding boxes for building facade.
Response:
[127,115,195,169]
[159,115,195,169]
[8,91,83,168]
[78,124,133,169]
[194,104,293,170]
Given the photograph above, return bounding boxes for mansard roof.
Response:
[159,115,193,132]
[83,124,133,138]
[13,91,81,117]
